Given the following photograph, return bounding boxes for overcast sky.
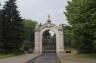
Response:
[0,0,68,25]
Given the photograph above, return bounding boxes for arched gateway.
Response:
[34,15,64,54]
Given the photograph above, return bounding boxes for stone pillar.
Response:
[57,25,64,53]
[34,31,40,53]
[59,31,64,53]
[34,25,42,54]
[56,33,60,53]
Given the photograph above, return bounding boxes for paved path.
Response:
[0,54,40,63]
[28,53,60,63]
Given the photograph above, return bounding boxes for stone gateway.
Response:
[34,15,64,54]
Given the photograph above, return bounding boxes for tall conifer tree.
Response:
[1,0,23,53]
[0,6,3,49]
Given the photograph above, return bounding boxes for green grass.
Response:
[71,53,96,59]
[76,53,96,59]
[0,54,17,59]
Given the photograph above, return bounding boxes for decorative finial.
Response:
[48,15,50,20]
[47,14,51,23]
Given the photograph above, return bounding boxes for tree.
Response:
[65,0,96,53]
[0,8,3,53]
[62,24,73,49]
[1,0,23,53]
[22,19,37,50]
[0,3,2,41]
[0,9,2,41]
[43,30,50,38]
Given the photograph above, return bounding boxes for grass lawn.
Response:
[71,53,96,59]
[0,54,17,59]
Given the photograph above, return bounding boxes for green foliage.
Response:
[62,24,73,49]
[73,53,96,59]
[21,19,37,51]
[65,0,96,53]
[0,10,3,44]
[0,0,23,54]
[43,30,50,37]
[0,54,17,59]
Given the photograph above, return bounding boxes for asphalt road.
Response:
[28,53,60,63]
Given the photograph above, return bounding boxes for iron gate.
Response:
[42,36,56,53]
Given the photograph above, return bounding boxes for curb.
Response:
[25,54,42,63]
[57,54,62,63]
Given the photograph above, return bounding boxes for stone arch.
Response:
[34,17,64,54]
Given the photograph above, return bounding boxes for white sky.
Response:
[0,0,69,25]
